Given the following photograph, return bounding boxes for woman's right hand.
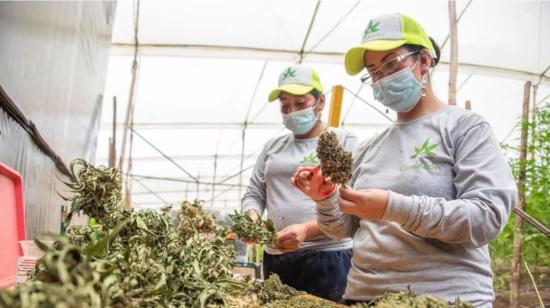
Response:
[291,166,336,201]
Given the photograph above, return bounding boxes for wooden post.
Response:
[328,85,344,128]
[196,172,200,200]
[448,0,458,105]
[124,177,132,210]
[108,97,117,168]
[509,81,531,307]
[238,125,246,202]
[118,0,141,171]
[465,100,471,111]
[211,153,218,207]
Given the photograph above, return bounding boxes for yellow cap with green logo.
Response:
[268,64,324,102]
[344,13,436,76]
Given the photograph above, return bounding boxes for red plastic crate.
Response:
[0,163,26,289]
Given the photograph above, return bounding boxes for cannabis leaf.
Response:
[411,138,438,159]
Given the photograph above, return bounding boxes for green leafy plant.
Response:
[491,103,550,292]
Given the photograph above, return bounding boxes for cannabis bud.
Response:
[316,131,353,185]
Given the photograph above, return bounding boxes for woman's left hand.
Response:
[276,224,307,253]
[338,187,389,220]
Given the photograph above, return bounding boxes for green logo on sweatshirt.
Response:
[411,138,438,159]
[300,153,318,165]
[400,138,440,172]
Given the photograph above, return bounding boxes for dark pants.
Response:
[263,249,352,302]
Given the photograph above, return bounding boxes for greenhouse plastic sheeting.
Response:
[0,1,116,239]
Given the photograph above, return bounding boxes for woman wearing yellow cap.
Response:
[241,64,358,302]
[292,13,516,307]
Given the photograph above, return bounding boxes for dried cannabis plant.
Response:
[256,274,303,303]
[351,288,473,308]
[178,200,217,239]
[62,159,123,228]
[0,159,253,307]
[316,131,353,185]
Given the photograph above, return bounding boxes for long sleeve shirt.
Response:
[242,127,358,255]
[316,106,517,307]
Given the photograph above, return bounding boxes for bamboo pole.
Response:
[448,0,458,105]
[509,81,531,307]
[523,260,545,308]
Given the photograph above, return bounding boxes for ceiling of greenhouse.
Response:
[96,0,550,214]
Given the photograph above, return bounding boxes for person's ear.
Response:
[419,50,432,75]
[317,94,326,111]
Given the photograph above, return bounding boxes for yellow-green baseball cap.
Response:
[344,13,437,76]
[268,65,324,102]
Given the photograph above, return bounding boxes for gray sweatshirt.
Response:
[242,127,358,255]
[316,107,517,307]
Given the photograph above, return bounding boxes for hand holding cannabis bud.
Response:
[292,131,353,200]
[291,166,336,201]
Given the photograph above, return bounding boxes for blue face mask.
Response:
[282,104,319,135]
[371,64,422,113]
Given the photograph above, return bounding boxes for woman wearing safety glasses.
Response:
[292,14,517,307]
[241,64,358,302]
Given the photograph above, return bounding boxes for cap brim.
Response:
[344,39,407,75]
[268,84,315,102]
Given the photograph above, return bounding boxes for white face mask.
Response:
[371,61,423,113]
[282,103,319,135]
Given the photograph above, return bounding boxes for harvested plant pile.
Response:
[265,295,342,308]
[351,288,473,308]
[229,211,276,245]
[316,131,353,185]
[0,160,249,307]
[255,274,302,303]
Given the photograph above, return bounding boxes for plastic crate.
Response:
[0,163,26,289]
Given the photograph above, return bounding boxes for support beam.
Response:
[99,121,388,130]
[448,0,459,105]
[298,0,321,63]
[328,85,344,127]
[109,44,550,85]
